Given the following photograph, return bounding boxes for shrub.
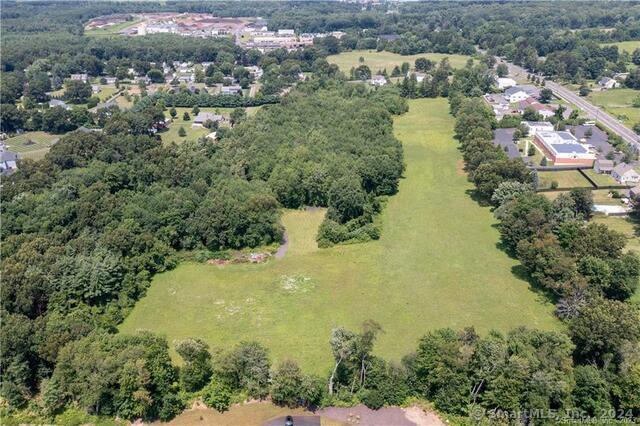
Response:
[203,380,232,412]
[360,389,385,410]
[550,180,559,189]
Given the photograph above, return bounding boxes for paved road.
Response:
[498,58,640,149]
[544,80,640,147]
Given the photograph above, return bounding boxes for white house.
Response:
[408,72,427,83]
[521,121,553,136]
[496,77,516,90]
[49,99,70,110]
[611,163,640,185]
[598,77,619,90]
[369,75,387,86]
[504,85,540,102]
[70,73,88,83]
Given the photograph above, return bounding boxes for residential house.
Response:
[612,163,640,185]
[277,29,295,36]
[104,77,117,85]
[49,99,70,110]
[496,77,516,90]
[630,185,640,199]
[521,121,554,136]
[91,85,101,93]
[70,73,88,83]
[369,75,387,86]
[504,85,540,102]
[220,85,243,95]
[594,159,614,174]
[598,77,619,90]
[0,145,18,175]
[246,66,264,80]
[518,97,555,119]
[134,76,152,85]
[192,112,225,127]
[408,72,427,83]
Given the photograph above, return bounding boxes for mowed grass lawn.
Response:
[327,50,472,74]
[601,40,640,55]
[537,170,593,190]
[588,88,640,127]
[4,131,60,160]
[159,107,263,145]
[159,107,218,145]
[120,98,559,374]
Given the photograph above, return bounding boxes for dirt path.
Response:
[318,404,445,426]
[274,231,289,259]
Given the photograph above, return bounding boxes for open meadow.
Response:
[327,50,472,74]
[120,98,559,374]
[601,40,640,55]
[588,88,640,127]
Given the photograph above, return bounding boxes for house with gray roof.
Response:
[504,85,540,102]
[0,147,18,175]
[49,99,70,110]
[594,159,614,174]
[612,163,640,185]
[192,112,225,127]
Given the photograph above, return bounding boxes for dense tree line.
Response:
[217,85,405,245]
[0,87,404,417]
[449,94,640,421]
[134,91,279,110]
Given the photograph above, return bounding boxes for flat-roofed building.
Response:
[532,131,596,166]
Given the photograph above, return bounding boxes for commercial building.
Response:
[532,131,596,166]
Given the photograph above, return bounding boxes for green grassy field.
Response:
[582,169,625,187]
[159,107,263,144]
[537,170,593,190]
[85,19,142,37]
[120,98,559,373]
[4,131,59,160]
[588,88,640,127]
[601,40,640,55]
[327,50,473,74]
[159,108,213,144]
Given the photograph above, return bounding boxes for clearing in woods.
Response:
[327,50,473,74]
[120,98,559,373]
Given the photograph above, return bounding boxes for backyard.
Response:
[4,131,59,160]
[327,50,472,74]
[120,98,559,374]
[536,170,593,190]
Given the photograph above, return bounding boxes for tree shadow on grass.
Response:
[511,264,559,305]
[465,189,492,207]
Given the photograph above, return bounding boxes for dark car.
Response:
[284,415,294,426]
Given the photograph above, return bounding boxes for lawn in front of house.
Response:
[159,107,217,145]
[4,131,60,160]
[327,50,473,75]
[537,170,593,190]
[120,98,559,374]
